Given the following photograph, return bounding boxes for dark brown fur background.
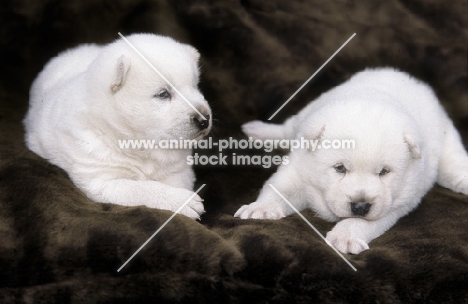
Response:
[0,0,467,302]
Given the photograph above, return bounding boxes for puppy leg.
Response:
[85,178,205,220]
[437,123,468,195]
[234,164,306,219]
[326,210,404,254]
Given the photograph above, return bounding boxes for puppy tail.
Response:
[241,116,297,140]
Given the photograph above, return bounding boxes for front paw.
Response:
[326,229,369,255]
[234,201,285,220]
[456,177,468,196]
[163,188,205,220]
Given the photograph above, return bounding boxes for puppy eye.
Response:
[334,164,347,174]
[379,168,390,176]
[155,89,171,99]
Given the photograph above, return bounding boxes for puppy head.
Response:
[297,100,424,221]
[87,33,211,141]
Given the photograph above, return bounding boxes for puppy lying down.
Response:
[24,34,212,219]
[236,68,468,254]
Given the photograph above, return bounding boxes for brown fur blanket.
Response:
[0,0,467,302]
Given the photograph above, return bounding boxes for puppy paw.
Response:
[326,230,369,255]
[234,201,285,220]
[437,164,468,195]
[241,120,272,140]
[455,175,468,195]
[180,197,205,220]
[162,188,205,220]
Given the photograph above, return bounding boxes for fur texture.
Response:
[23,34,212,219]
[236,68,468,254]
[1,0,467,302]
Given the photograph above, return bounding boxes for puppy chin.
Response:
[346,214,378,221]
[340,210,383,221]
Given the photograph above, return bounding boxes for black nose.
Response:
[350,202,371,216]
[193,115,210,130]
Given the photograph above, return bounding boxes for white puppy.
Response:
[235,68,468,254]
[24,33,212,219]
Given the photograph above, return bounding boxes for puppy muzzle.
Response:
[193,114,210,131]
[350,202,371,216]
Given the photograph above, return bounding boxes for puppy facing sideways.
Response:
[24,33,212,219]
[235,68,468,254]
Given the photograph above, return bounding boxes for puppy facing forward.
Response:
[24,33,212,219]
[235,68,468,254]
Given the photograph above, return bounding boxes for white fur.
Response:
[235,68,468,253]
[24,33,212,219]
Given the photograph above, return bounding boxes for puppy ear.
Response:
[314,125,326,141]
[184,45,200,63]
[110,55,131,94]
[404,134,421,159]
[299,125,326,140]
[299,124,326,152]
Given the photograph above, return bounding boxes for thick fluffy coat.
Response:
[235,68,468,253]
[24,34,212,219]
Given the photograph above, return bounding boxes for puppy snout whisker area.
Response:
[193,114,210,130]
[350,202,371,216]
